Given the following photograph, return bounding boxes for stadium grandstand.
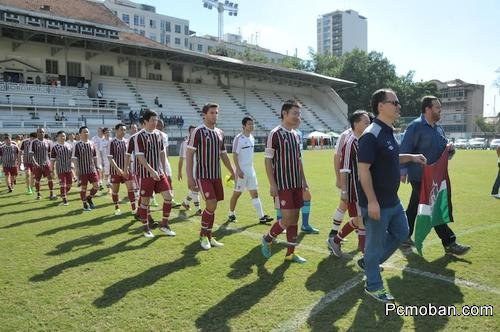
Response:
[0,0,354,152]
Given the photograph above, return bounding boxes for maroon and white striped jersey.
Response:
[29,139,51,166]
[334,128,353,153]
[340,134,360,203]
[134,129,165,179]
[265,125,302,190]
[50,143,73,174]
[187,124,226,179]
[0,143,19,168]
[108,137,128,175]
[20,139,32,164]
[72,141,97,175]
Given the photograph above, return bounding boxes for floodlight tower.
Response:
[202,0,239,41]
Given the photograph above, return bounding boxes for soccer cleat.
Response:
[181,202,191,211]
[260,236,272,259]
[26,188,33,195]
[114,209,122,216]
[36,194,41,200]
[301,225,319,234]
[195,209,202,216]
[49,195,58,200]
[8,188,13,193]
[445,242,471,256]
[227,215,237,223]
[200,236,211,250]
[143,230,154,238]
[209,237,224,248]
[326,237,342,257]
[284,253,307,263]
[62,198,69,206]
[364,287,395,303]
[86,196,95,209]
[259,215,274,224]
[159,226,176,236]
[82,202,91,211]
[171,200,182,209]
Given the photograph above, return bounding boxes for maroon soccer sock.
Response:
[265,220,286,242]
[160,201,172,228]
[80,190,86,202]
[200,209,214,238]
[357,228,366,254]
[48,180,54,191]
[112,193,119,209]
[89,187,98,198]
[128,191,136,211]
[335,219,356,244]
[35,181,40,194]
[138,204,148,224]
[286,224,298,256]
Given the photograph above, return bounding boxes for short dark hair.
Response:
[56,130,65,137]
[115,123,126,130]
[156,118,164,128]
[370,88,395,115]
[30,132,37,138]
[102,127,109,134]
[349,110,369,130]
[4,134,11,139]
[202,102,219,114]
[280,100,301,119]
[142,109,158,121]
[79,126,88,134]
[242,117,253,126]
[421,95,440,113]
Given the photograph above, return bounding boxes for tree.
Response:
[475,116,496,133]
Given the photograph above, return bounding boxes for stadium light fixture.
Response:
[202,0,239,41]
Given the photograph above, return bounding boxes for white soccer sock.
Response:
[252,198,265,218]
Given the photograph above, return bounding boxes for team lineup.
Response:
[0,89,472,304]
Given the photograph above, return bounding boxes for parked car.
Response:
[468,137,488,149]
[454,138,469,149]
[489,139,500,149]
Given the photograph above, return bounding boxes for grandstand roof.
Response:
[0,0,356,89]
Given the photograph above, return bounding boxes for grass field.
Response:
[0,149,499,331]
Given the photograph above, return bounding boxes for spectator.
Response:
[154,96,159,106]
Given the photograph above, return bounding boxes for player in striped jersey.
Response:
[0,134,20,192]
[20,133,36,194]
[186,102,235,250]
[108,123,136,216]
[261,100,309,263]
[72,126,100,211]
[156,119,181,208]
[178,125,201,215]
[326,111,371,257]
[29,128,56,200]
[50,131,74,206]
[227,117,273,224]
[133,109,176,238]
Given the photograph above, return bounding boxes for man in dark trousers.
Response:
[400,95,470,256]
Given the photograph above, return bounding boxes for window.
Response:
[165,34,171,44]
[140,30,145,36]
[184,38,188,47]
[160,20,166,31]
[165,21,171,32]
[184,25,189,35]
[150,19,156,28]
[100,65,114,76]
[197,44,203,52]
[153,62,161,70]
[175,24,181,33]
[66,62,81,77]
[133,14,139,26]
[46,59,58,74]
[139,16,145,27]
[129,60,141,78]
[175,37,181,45]
[160,33,165,44]
[122,13,129,24]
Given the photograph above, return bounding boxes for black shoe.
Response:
[227,215,237,223]
[259,215,274,224]
[148,215,158,229]
[86,196,95,209]
[356,257,365,271]
[445,242,471,256]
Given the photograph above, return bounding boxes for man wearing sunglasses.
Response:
[400,96,470,255]
[357,88,427,303]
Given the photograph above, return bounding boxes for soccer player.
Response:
[178,125,201,215]
[227,117,273,224]
[91,127,104,190]
[50,131,74,206]
[72,126,100,211]
[29,127,56,200]
[186,102,235,250]
[0,134,20,192]
[326,111,371,257]
[20,132,36,194]
[260,100,310,263]
[134,109,176,238]
[99,128,112,192]
[108,123,137,215]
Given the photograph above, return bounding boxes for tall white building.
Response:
[103,0,190,49]
[317,9,367,56]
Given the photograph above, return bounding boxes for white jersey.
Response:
[160,131,172,176]
[232,133,255,172]
[180,138,197,178]
[334,128,353,154]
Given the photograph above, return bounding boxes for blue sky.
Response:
[147,0,500,116]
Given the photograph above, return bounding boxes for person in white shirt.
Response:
[178,125,201,215]
[99,127,112,192]
[156,119,181,208]
[228,117,273,224]
[91,127,104,190]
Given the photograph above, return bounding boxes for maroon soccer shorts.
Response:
[140,174,171,197]
[347,201,361,218]
[80,172,99,186]
[197,178,224,201]
[3,166,18,177]
[275,188,304,210]
[33,165,51,180]
[111,174,133,184]
[58,171,73,186]
[24,163,33,172]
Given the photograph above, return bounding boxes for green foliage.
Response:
[475,116,496,133]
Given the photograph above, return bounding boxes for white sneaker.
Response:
[144,231,155,238]
[209,238,224,248]
[159,226,176,236]
[200,236,211,250]
[114,209,122,216]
